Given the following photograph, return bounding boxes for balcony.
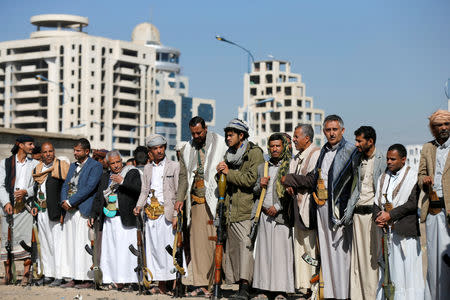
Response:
[14,90,46,99]
[12,115,46,124]
[114,92,139,101]
[115,67,139,76]
[115,79,139,89]
[13,78,42,86]
[14,103,45,111]
[113,104,138,114]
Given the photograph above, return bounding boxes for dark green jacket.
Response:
[224,142,264,223]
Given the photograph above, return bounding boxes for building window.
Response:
[91,98,94,103]
[285,111,292,119]
[198,104,214,122]
[249,75,260,84]
[91,110,94,115]
[72,44,75,50]
[266,62,272,71]
[91,45,95,51]
[179,82,186,89]
[298,112,303,120]
[270,124,280,132]
[306,113,312,121]
[91,58,95,63]
[71,70,75,76]
[285,123,292,132]
[265,74,273,83]
[91,84,94,90]
[270,112,280,121]
[314,113,322,122]
[168,82,176,88]
[91,71,95,76]
[71,57,75,62]
[71,83,75,89]
[297,99,302,107]
[305,100,311,108]
[158,99,176,118]
[284,99,291,106]
[285,87,292,95]
[314,125,321,134]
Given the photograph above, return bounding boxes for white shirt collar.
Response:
[152,157,166,167]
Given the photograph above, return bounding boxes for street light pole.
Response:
[215,36,255,73]
[36,74,69,132]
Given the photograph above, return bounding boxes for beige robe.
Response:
[289,145,320,292]
[350,154,381,300]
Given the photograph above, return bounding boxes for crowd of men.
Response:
[0,111,449,300]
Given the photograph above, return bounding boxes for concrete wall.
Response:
[0,128,84,162]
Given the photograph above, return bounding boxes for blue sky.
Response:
[1,0,449,150]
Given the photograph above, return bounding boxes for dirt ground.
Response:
[0,218,428,300]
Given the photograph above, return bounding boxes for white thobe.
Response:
[145,158,186,281]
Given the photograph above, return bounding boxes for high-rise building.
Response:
[405,144,423,172]
[239,60,325,148]
[0,15,215,160]
[0,14,155,157]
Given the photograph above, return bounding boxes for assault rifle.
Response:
[129,214,152,294]
[19,206,44,285]
[248,162,269,250]
[211,174,227,300]
[85,218,102,289]
[165,210,185,297]
[5,214,16,284]
[381,227,395,300]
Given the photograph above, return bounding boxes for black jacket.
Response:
[92,169,141,230]
[32,175,64,221]
[373,183,421,238]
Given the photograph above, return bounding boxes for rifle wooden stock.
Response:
[5,215,16,284]
[212,173,227,300]
[248,162,269,250]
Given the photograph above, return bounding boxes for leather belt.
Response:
[354,205,373,215]
[191,194,206,205]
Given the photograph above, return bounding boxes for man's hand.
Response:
[31,207,38,217]
[87,218,95,228]
[174,201,184,213]
[14,189,27,201]
[172,217,177,230]
[266,206,278,217]
[260,176,270,189]
[216,161,229,175]
[423,176,433,186]
[110,174,124,184]
[286,187,295,196]
[375,211,391,228]
[61,200,71,211]
[134,206,142,216]
[3,203,13,215]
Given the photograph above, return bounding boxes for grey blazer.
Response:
[342,148,386,225]
[136,158,180,222]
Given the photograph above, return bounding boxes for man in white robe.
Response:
[253,133,294,299]
[136,134,186,294]
[59,138,103,288]
[0,135,39,285]
[91,150,141,289]
[30,142,69,286]
[374,144,424,300]
[288,124,320,298]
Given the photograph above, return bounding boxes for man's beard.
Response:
[193,137,205,149]
[438,130,449,140]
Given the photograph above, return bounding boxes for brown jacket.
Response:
[136,158,180,222]
[418,141,450,221]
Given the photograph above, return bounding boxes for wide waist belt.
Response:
[35,199,47,211]
[354,205,373,215]
[191,194,206,205]
[144,203,165,220]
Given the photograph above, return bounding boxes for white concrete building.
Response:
[239,60,325,148]
[406,144,423,172]
[0,14,156,157]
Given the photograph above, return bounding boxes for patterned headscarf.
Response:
[267,133,291,199]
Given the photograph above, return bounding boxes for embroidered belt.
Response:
[144,197,165,220]
[354,205,373,215]
[191,194,206,205]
